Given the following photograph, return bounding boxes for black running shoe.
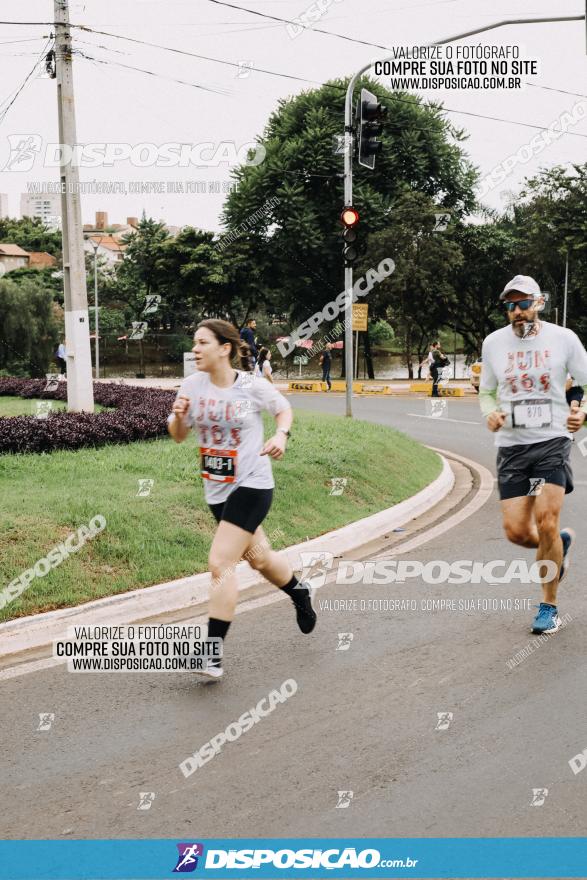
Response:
[292,582,317,634]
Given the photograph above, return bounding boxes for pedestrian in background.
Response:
[430,340,449,397]
[55,340,67,378]
[320,342,332,391]
[255,347,274,383]
[240,318,258,369]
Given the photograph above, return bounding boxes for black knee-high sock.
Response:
[207,617,231,666]
[279,575,309,601]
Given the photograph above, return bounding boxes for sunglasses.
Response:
[504,299,534,312]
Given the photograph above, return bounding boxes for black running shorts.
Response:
[208,486,273,534]
[496,436,574,500]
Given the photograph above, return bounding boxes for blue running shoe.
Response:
[559,528,575,583]
[531,602,561,634]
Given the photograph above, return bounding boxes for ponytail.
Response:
[197,319,252,372]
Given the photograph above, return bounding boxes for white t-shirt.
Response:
[175,369,291,503]
[254,360,272,380]
[480,321,587,447]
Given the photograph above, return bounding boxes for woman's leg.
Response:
[208,520,253,620]
[244,526,317,633]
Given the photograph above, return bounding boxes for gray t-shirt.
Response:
[480,321,587,447]
[175,370,291,503]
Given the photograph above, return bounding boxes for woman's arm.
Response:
[167,395,191,443]
[260,407,293,459]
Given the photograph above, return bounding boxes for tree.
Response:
[367,188,464,378]
[114,215,170,325]
[512,164,587,338]
[221,77,477,328]
[0,276,60,376]
[450,221,519,359]
[0,216,62,257]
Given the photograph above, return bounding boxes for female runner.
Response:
[168,319,316,679]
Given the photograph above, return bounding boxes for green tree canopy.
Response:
[221,77,478,323]
[0,276,60,376]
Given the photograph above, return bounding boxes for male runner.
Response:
[479,275,587,634]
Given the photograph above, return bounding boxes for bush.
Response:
[0,378,176,454]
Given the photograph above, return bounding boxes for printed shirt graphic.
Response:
[175,370,291,503]
[480,321,587,447]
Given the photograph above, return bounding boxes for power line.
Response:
[205,0,394,50]
[79,51,234,96]
[525,82,587,100]
[71,24,324,85]
[0,37,53,125]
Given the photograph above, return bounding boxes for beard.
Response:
[512,318,538,338]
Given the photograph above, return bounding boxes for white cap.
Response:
[500,274,541,300]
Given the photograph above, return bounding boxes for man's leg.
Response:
[533,484,565,605]
[501,495,539,549]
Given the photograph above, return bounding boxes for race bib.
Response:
[511,399,552,428]
[200,447,237,482]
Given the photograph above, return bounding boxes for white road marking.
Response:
[407,413,481,425]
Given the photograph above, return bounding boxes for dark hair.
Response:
[432,340,440,347]
[257,346,269,372]
[246,317,256,325]
[197,319,251,371]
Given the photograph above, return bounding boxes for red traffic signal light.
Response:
[340,207,359,227]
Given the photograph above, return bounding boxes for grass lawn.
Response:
[0,396,110,418]
[0,410,442,620]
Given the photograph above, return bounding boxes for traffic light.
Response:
[356,88,386,170]
[340,207,359,265]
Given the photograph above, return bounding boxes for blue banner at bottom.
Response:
[1,838,586,879]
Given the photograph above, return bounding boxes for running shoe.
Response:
[559,528,575,583]
[531,603,562,635]
[293,581,317,634]
[195,660,224,680]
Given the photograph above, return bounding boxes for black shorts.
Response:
[208,486,273,534]
[496,436,574,500]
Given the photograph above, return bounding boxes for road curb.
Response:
[0,455,454,662]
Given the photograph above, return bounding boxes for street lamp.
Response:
[89,238,102,380]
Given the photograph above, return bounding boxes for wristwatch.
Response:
[277,427,291,438]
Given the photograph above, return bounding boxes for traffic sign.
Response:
[352,303,368,332]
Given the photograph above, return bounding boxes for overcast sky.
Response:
[0,0,585,232]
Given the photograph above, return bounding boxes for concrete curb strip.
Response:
[0,455,454,660]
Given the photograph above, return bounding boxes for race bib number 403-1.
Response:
[511,399,552,429]
[200,447,237,482]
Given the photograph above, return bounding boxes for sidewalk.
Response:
[97,377,477,395]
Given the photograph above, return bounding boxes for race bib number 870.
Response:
[200,447,237,482]
[512,399,552,428]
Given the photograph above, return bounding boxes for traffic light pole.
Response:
[342,13,583,418]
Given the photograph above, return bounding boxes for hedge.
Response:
[0,378,176,454]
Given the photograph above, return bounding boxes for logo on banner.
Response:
[173,843,204,872]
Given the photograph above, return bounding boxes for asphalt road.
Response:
[1,393,587,844]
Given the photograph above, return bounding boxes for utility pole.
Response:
[54,0,94,411]
[342,13,584,418]
[563,251,569,327]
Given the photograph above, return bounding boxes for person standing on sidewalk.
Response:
[240,318,258,369]
[168,319,316,679]
[254,346,274,383]
[430,341,449,397]
[320,343,333,391]
[479,274,587,635]
[55,340,67,378]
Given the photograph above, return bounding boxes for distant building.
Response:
[83,212,139,242]
[28,251,57,269]
[0,243,30,273]
[0,194,9,219]
[20,192,61,228]
[84,235,126,266]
